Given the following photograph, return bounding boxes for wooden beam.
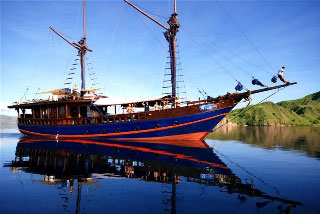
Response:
[124,0,169,30]
[248,82,297,95]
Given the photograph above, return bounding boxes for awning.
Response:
[94,96,165,106]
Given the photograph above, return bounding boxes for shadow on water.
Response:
[208,126,320,159]
[3,137,301,213]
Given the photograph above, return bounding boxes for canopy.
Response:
[94,97,164,106]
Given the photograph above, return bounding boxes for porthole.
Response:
[173,121,178,126]
[83,130,88,135]
[134,126,139,131]
[154,124,160,128]
[115,128,120,132]
[100,129,105,134]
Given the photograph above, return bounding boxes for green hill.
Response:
[227,91,320,126]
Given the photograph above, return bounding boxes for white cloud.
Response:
[0,102,17,116]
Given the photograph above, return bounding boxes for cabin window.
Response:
[69,106,78,118]
[34,108,40,118]
[59,106,66,117]
[42,109,48,118]
[80,106,87,118]
[49,107,57,118]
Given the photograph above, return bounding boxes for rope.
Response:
[213,86,286,132]
[181,25,266,79]
[73,1,82,41]
[20,30,51,101]
[212,147,283,197]
[91,102,107,117]
[103,3,125,93]
[182,25,247,89]
[215,0,275,74]
[133,9,166,49]
[210,87,289,198]
[128,0,168,20]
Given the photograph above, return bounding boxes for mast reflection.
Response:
[6,137,301,213]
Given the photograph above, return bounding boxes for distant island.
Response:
[227,91,320,126]
[0,115,17,130]
[1,91,319,129]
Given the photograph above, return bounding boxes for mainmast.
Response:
[124,0,180,107]
[49,0,92,92]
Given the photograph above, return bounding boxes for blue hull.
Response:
[18,106,234,140]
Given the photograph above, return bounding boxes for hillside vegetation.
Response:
[227,91,320,126]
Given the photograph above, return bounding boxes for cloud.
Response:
[0,102,16,116]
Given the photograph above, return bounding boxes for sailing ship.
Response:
[8,0,296,140]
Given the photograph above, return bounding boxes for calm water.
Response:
[0,127,319,214]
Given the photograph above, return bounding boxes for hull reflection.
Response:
[5,137,301,213]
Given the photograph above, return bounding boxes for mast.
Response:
[80,0,87,90]
[165,0,179,106]
[49,0,91,92]
[124,0,180,107]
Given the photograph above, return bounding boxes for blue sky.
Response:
[1,0,320,116]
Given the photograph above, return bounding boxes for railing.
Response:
[18,112,151,126]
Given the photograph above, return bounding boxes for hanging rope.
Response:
[103,3,125,93]
[181,25,265,79]
[212,147,283,197]
[182,26,241,84]
[215,0,275,74]
[133,8,166,48]
[20,30,51,101]
[210,87,290,197]
[213,86,287,132]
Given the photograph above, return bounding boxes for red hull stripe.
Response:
[19,112,227,139]
[111,132,210,141]
[21,138,210,148]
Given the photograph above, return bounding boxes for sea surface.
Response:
[0,127,319,214]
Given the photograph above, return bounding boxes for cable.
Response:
[182,25,244,87]
[213,86,286,132]
[20,30,51,101]
[103,3,125,93]
[133,9,166,49]
[215,0,275,74]
[181,25,264,79]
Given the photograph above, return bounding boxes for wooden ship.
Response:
[8,0,296,140]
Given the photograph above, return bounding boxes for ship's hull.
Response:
[18,106,234,140]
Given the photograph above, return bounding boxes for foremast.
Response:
[124,0,180,107]
[49,0,92,92]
